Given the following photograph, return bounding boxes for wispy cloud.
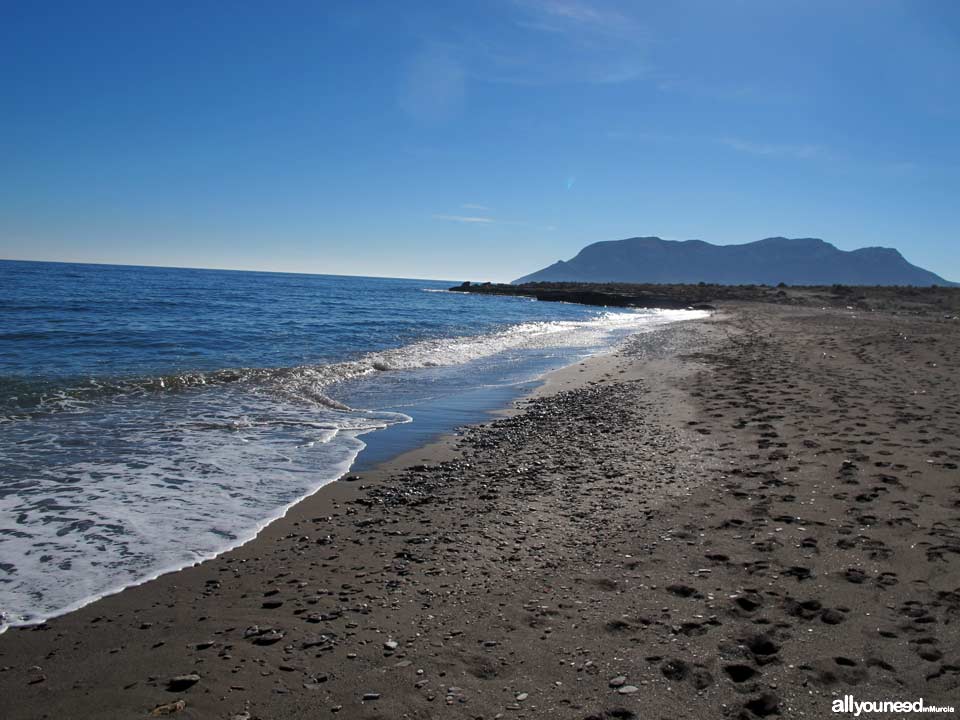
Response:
[652,74,798,104]
[440,0,650,86]
[605,129,828,162]
[432,213,559,231]
[721,137,826,160]
[432,214,495,224]
[461,203,490,210]
[516,0,631,32]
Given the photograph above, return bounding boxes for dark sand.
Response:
[2,303,959,719]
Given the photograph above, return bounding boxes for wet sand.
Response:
[2,303,959,719]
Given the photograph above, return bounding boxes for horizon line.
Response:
[0,257,470,285]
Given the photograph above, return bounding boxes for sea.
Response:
[0,260,707,632]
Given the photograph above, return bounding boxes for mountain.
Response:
[512,237,956,286]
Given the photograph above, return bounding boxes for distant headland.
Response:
[512,236,956,287]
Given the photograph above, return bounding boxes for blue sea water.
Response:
[0,260,706,631]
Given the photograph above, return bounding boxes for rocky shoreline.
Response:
[2,303,958,719]
[449,280,960,315]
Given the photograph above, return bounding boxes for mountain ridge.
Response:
[513,236,955,286]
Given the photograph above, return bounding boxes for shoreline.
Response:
[0,315,705,634]
[0,315,718,719]
[1,310,702,636]
[3,303,958,719]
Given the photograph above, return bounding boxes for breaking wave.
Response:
[0,306,707,632]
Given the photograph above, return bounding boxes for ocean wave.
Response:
[0,389,410,633]
[0,307,708,633]
[2,309,706,422]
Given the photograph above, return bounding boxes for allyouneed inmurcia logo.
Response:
[832,696,956,716]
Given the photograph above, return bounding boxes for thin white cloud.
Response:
[440,0,649,86]
[432,213,559,230]
[515,0,641,38]
[433,214,495,224]
[461,203,490,210]
[721,137,825,160]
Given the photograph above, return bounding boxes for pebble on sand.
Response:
[150,699,186,716]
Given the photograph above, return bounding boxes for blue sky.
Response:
[2,0,958,282]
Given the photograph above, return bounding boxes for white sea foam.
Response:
[0,308,708,632]
[0,388,407,631]
[286,308,706,378]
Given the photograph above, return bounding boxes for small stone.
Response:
[362,692,381,701]
[384,640,399,651]
[609,675,627,688]
[150,699,187,716]
[820,608,845,625]
[516,692,528,701]
[253,630,284,645]
[618,685,640,694]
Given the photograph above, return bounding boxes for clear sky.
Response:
[2,1,958,282]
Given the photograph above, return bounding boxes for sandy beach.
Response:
[2,301,959,719]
